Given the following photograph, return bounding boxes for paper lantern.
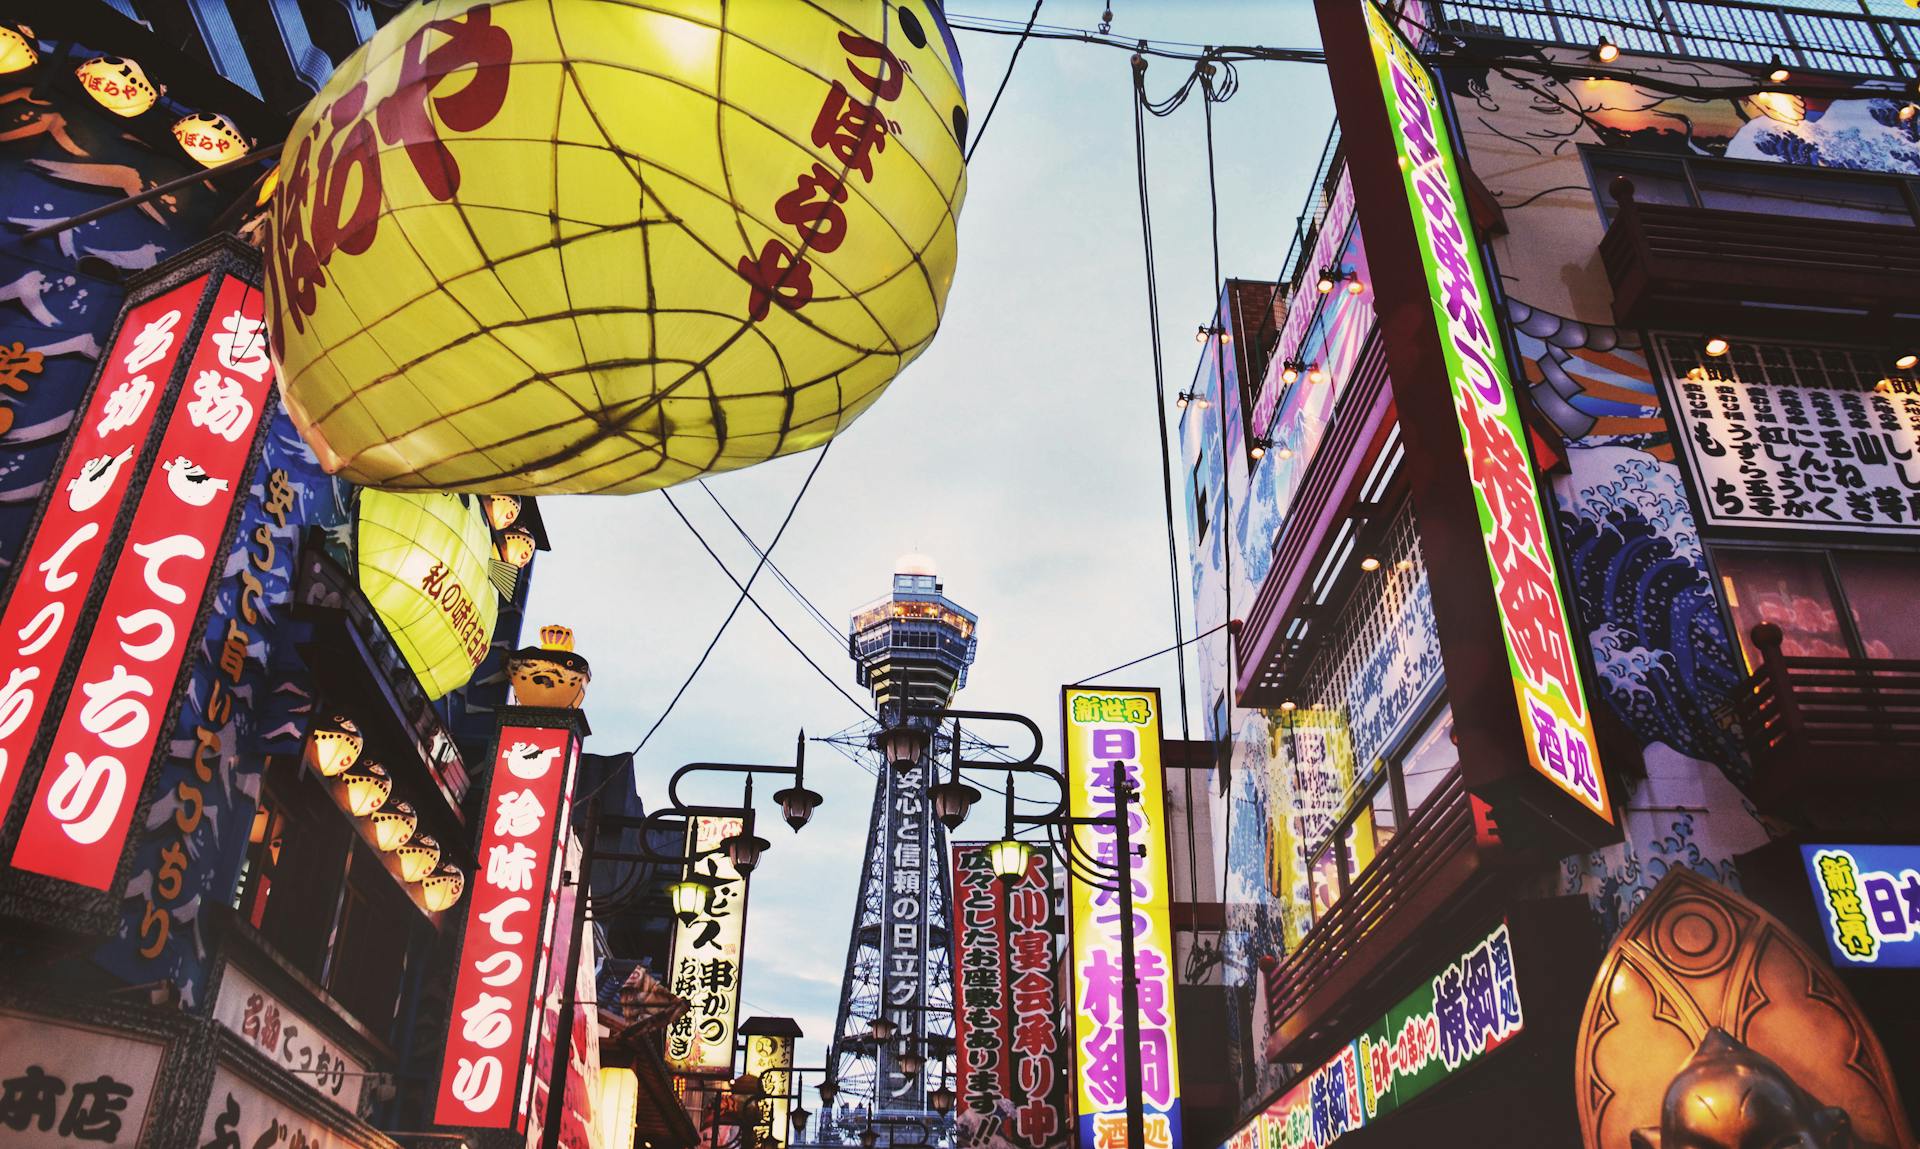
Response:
[0,27,36,75]
[305,715,364,777]
[75,56,159,117]
[598,1067,641,1149]
[483,494,522,531]
[422,864,466,912]
[496,527,536,569]
[398,834,442,882]
[370,800,418,851]
[357,490,499,699]
[341,762,392,817]
[265,0,969,495]
[172,111,249,168]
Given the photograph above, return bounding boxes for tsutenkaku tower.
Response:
[828,556,978,1130]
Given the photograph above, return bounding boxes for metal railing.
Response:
[1737,623,1920,765]
[1428,0,1920,78]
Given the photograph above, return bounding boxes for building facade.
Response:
[1187,2,1920,1146]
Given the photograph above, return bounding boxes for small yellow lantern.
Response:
[483,494,522,531]
[341,762,391,817]
[398,834,442,882]
[422,865,466,912]
[0,27,37,75]
[496,528,536,570]
[75,56,159,117]
[370,800,418,851]
[172,111,249,168]
[267,0,969,495]
[305,715,364,778]
[506,624,591,709]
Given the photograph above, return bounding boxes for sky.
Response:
[525,0,1332,1084]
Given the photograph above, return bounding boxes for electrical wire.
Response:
[580,443,836,807]
[1068,620,1231,686]
[698,480,848,649]
[946,13,1325,66]
[663,489,879,725]
[962,0,1044,165]
[1129,54,1193,746]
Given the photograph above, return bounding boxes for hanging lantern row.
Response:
[302,712,466,914]
[0,26,254,166]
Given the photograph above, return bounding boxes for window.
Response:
[1586,147,1920,228]
[1302,702,1458,927]
[1714,545,1920,668]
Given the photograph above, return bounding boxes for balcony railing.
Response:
[1736,621,1920,808]
[1261,766,1479,1061]
[1428,0,1920,78]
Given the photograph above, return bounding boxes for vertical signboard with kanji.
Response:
[0,275,206,821]
[664,816,749,1078]
[1062,686,1180,1149]
[12,272,278,889]
[879,747,932,1108]
[952,843,1068,1149]
[435,719,582,1131]
[743,1032,795,1149]
[1314,0,1612,838]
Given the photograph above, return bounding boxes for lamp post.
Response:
[547,735,825,1149]
[907,707,1147,1149]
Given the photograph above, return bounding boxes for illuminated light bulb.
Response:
[305,716,363,778]
[1594,36,1620,64]
[422,865,465,912]
[497,528,536,569]
[0,26,37,74]
[371,801,417,852]
[1316,272,1335,294]
[987,838,1034,880]
[172,111,248,168]
[1704,337,1730,358]
[1347,278,1365,295]
[1396,558,1415,572]
[1308,364,1328,384]
[1280,700,1297,712]
[1277,447,1294,459]
[1766,57,1790,84]
[341,763,391,817]
[75,56,159,117]
[483,494,523,531]
[398,835,442,882]
[1897,353,1917,371]
[1281,361,1301,384]
[1249,438,1269,461]
[1360,556,1382,572]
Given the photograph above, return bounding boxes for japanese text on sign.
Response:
[0,278,205,822]
[213,964,367,1109]
[434,723,578,1130]
[1802,845,1920,968]
[0,1011,166,1148]
[879,751,931,1103]
[13,275,276,889]
[1659,342,1920,535]
[1363,1,1609,822]
[1219,923,1524,1149]
[1062,686,1181,1149]
[665,816,749,1077]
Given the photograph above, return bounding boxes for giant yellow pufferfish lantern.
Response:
[267,0,968,495]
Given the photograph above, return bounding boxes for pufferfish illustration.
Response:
[162,455,230,507]
[65,446,135,512]
[506,624,591,710]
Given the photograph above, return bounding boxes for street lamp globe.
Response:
[927,779,980,830]
[817,1079,839,1105]
[668,878,712,918]
[897,1046,924,1078]
[722,832,771,875]
[987,838,1034,882]
[867,1016,897,1042]
[771,782,824,832]
[929,1085,956,1115]
[791,1106,811,1134]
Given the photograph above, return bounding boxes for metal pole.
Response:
[1111,761,1146,1149]
[19,142,283,243]
[541,794,600,1149]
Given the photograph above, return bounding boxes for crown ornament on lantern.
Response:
[507,623,591,710]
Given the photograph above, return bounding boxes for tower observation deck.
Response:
[825,557,978,1139]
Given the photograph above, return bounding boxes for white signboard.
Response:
[1661,341,1920,535]
[0,1011,166,1147]
[212,964,369,1112]
[199,1065,360,1149]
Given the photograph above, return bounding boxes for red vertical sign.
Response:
[0,277,206,816]
[12,274,274,888]
[952,844,1066,1149]
[436,722,579,1130]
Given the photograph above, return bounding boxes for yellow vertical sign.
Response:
[1063,686,1182,1149]
[665,816,747,1077]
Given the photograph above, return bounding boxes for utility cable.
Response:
[698,480,847,648]
[946,14,1325,66]
[581,443,835,807]
[1129,54,1194,746]
[663,489,879,724]
[963,0,1044,165]
[1069,620,1231,686]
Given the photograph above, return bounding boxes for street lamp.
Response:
[668,876,715,917]
[896,1044,924,1079]
[817,1079,839,1105]
[928,1084,955,1115]
[926,721,980,830]
[987,776,1034,883]
[771,730,824,831]
[867,1016,897,1042]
